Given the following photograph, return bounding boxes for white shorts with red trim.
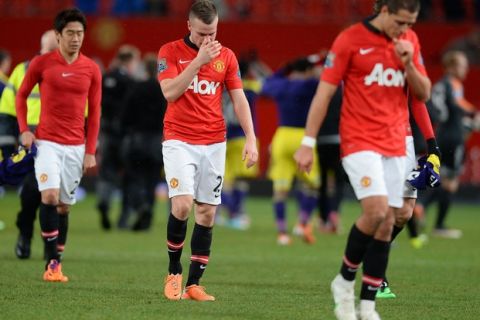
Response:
[162,139,226,205]
[34,139,84,205]
[342,150,406,208]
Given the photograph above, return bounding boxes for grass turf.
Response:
[0,191,479,319]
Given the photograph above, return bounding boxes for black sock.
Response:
[186,223,212,286]
[406,216,418,238]
[340,224,373,281]
[39,203,60,263]
[58,213,69,255]
[391,225,404,242]
[167,213,187,274]
[436,189,452,229]
[361,239,391,301]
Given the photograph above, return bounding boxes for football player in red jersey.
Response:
[295,1,431,319]
[158,0,258,301]
[16,8,101,282]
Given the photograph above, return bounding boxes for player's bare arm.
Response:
[294,81,337,173]
[160,38,222,102]
[394,39,431,101]
[83,154,96,173]
[229,89,258,168]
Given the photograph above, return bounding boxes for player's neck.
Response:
[59,48,79,64]
[369,15,384,34]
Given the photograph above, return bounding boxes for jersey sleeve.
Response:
[85,62,102,154]
[410,96,434,140]
[224,50,243,91]
[321,31,352,85]
[16,57,41,133]
[157,44,178,82]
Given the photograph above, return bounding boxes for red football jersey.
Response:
[16,50,101,154]
[158,36,243,144]
[322,20,428,157]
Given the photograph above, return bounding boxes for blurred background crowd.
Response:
[0,1,479,242]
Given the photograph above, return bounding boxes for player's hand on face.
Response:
[83,154,96,173]
[294,145,314,173]
[197,37,222,65]
[393,38,414,65]
[20,131,36,149]
[242,138,258,168]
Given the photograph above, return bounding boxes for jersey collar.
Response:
[184,34,199,51]
[363,15,391,41]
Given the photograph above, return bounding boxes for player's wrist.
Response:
[426,138,441,159]
[301,136,316,148]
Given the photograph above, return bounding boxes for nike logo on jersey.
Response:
[200,265,207,270]
[359,48,374,55]
[179,59,191,64]
[62,72,75,77]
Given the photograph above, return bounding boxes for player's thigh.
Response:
[59,144,85,205]
[162,140,197,198]
[196,142,226,205]
[34,140,62,192]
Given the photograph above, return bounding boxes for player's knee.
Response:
[41,190,59,206]
[394,206,413,226]
[171,196,193,218]
[57,203,70,214]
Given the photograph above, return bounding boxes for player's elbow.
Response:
[162,91,178,103]
[414,89,431,102]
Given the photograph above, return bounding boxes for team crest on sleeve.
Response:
[158,58,168,73]
[212,60,225,73]
[324,52,335,68]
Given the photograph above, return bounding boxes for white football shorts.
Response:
[162,139,226,205]
[342,150,406,208]
[34,139,85,205]
[403,136,417,199]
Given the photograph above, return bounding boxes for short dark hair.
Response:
[53,8,87,33]
[189,0,218,24]
[286,57,314,73]
[373,0,420,14]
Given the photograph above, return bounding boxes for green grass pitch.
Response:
[0,191,479,319]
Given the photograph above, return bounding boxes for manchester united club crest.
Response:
[360,176,371,188]
[40,173,48,183]
[212,59,225,73]
[170,178,179,188]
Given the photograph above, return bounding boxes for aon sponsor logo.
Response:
[188,75,220,95]
[364,63,405,87]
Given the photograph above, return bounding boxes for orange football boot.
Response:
[181,285,215,301]
[164,274,183,300]
[43,259,69,282]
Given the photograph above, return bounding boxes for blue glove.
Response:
[0,144,37,186]
[425,154,441,188]
[407,154,441,190]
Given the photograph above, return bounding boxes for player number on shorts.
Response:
[213,176,222,198]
